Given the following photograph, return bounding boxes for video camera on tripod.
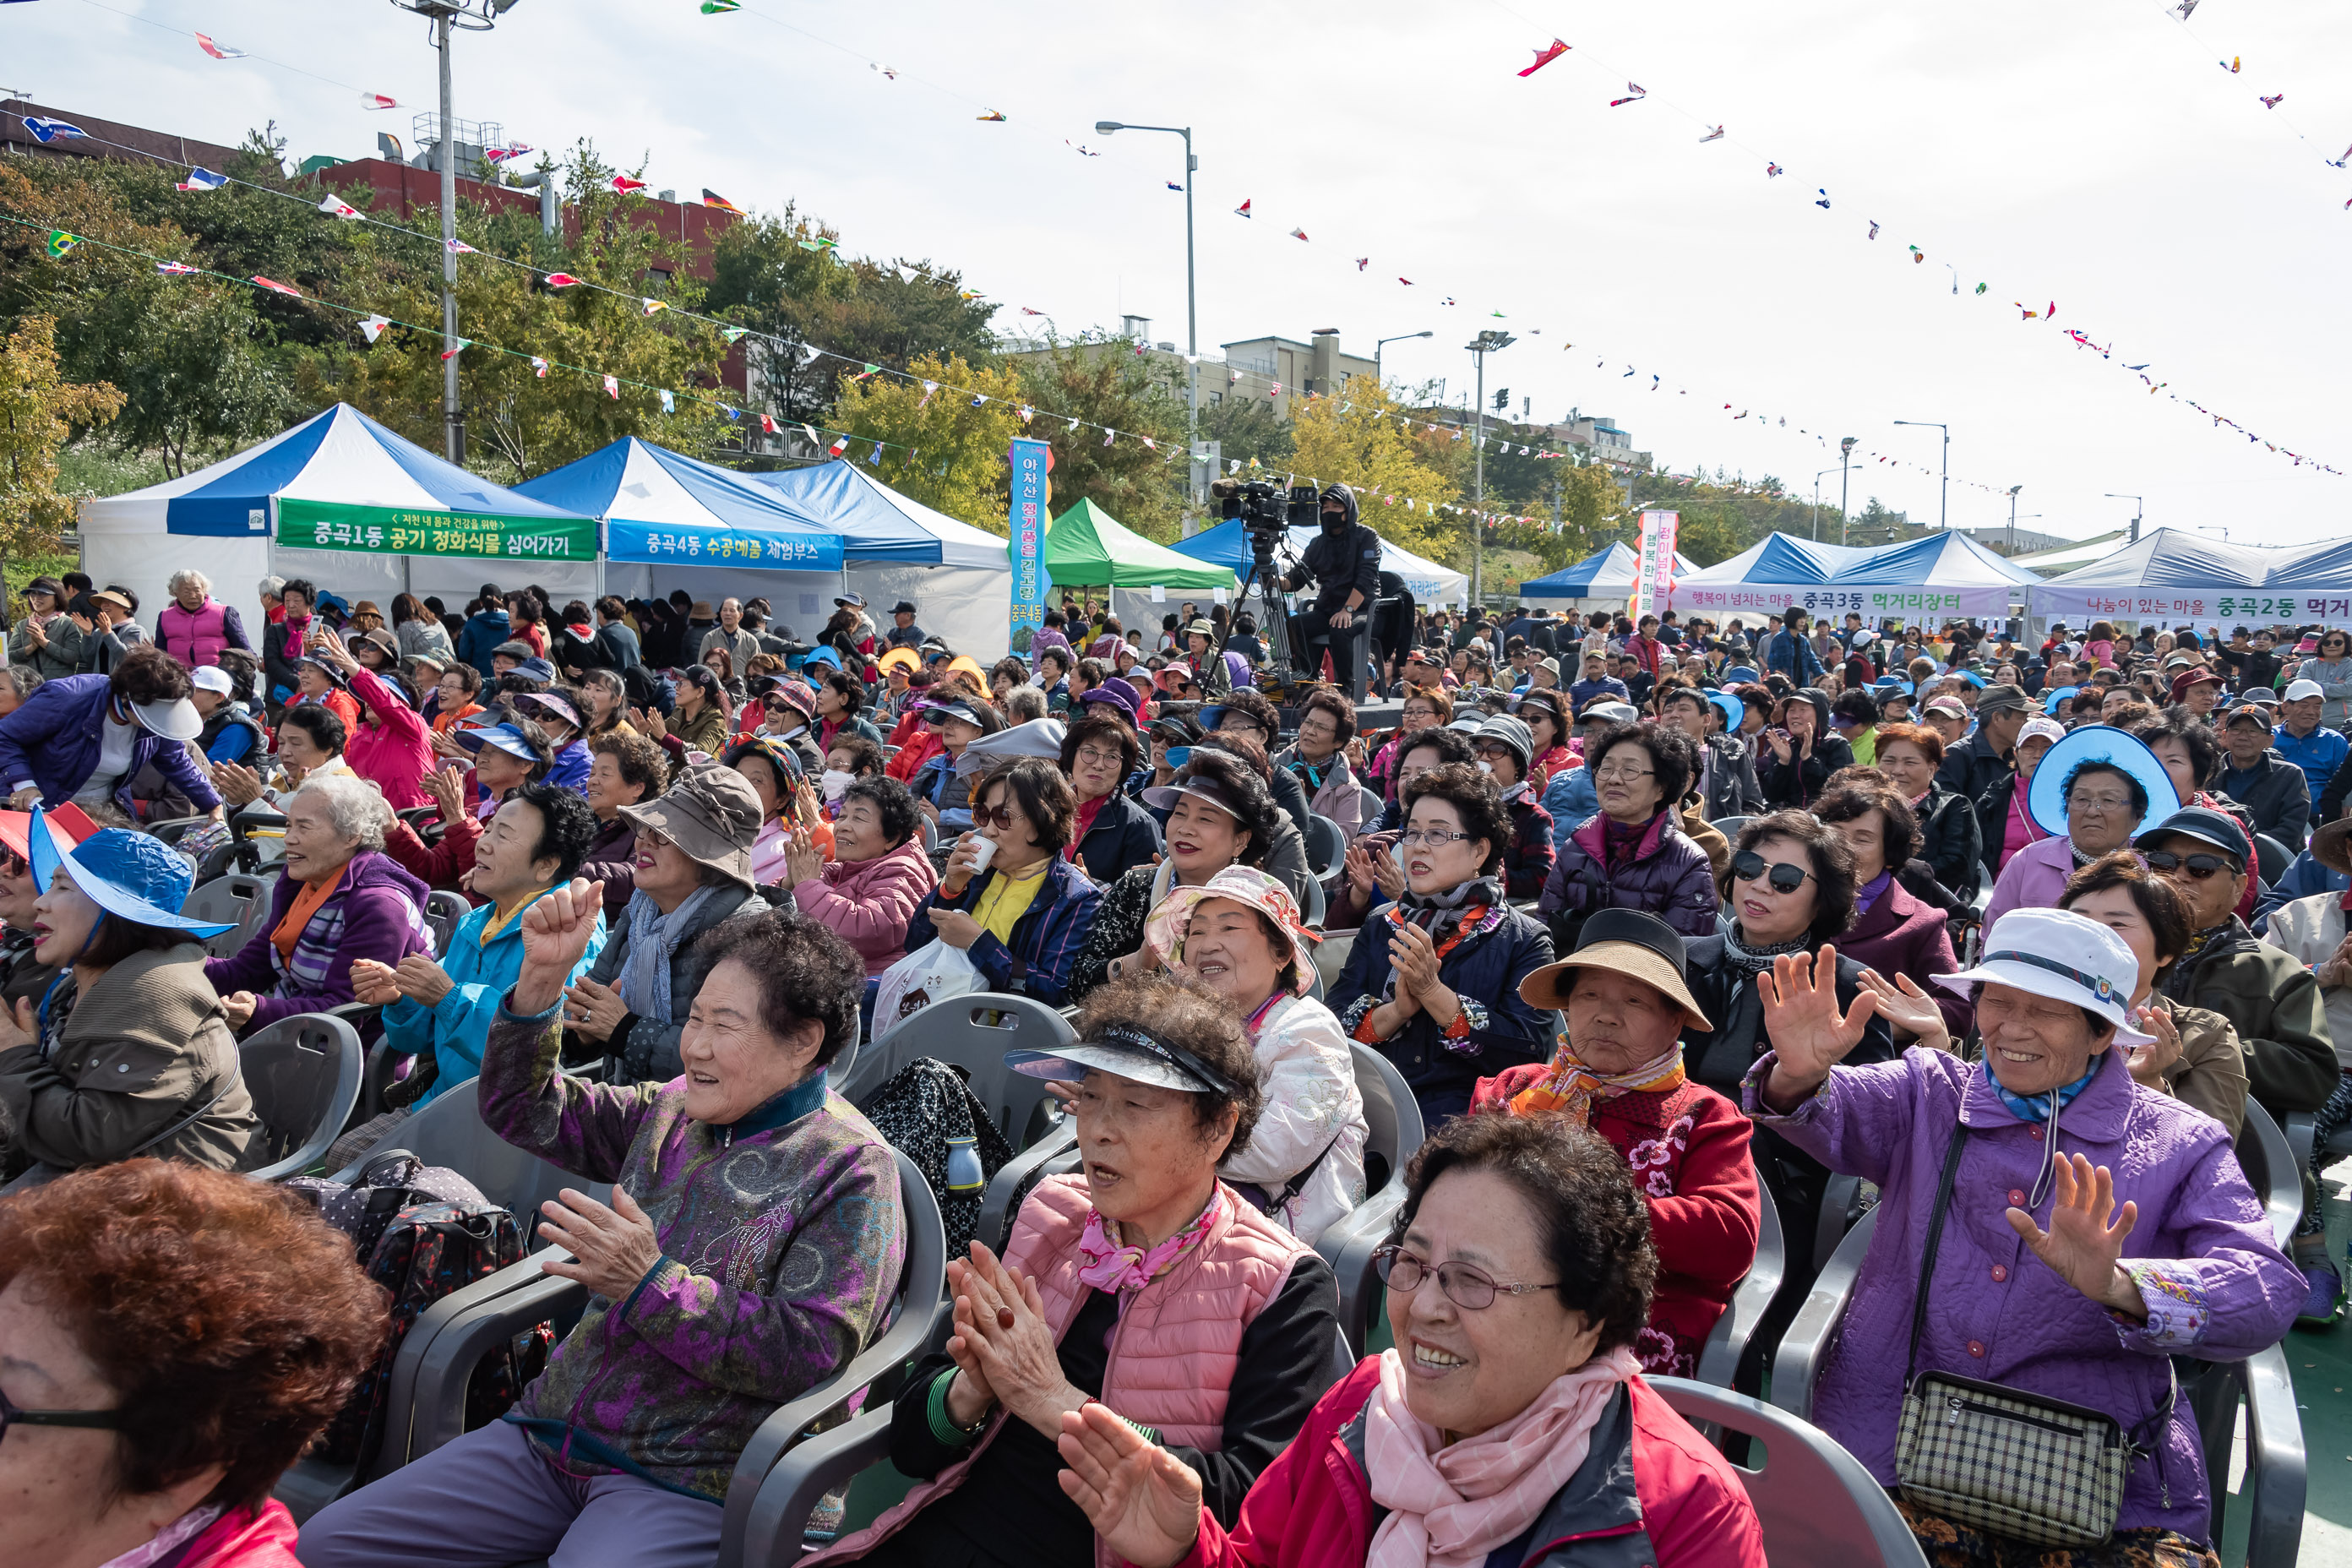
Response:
[1207,477,1320,687]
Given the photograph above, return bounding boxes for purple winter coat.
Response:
[1744,1046,2299,1538]
[204,850,433,1031]
[0,673,221,819]
[1537,808,1718,939]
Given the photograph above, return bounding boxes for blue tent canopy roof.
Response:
[1521,541,1702,598]
[514,438,845,571]
[744,460,1010,568]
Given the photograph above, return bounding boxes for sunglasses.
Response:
[2142,849,2242,880]
[973,803,1023,831]
[1730,851,1812,893]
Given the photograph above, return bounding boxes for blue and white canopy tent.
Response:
[1171,519,1470,610]
[2027,527,2352,630]
[1663,531,2039,623]
[79,403,602,616]
[1519,541,1702,609]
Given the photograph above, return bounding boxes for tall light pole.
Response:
[2006,484,2023,553]
[1812,467,1842,543]
[1375,329,1432,389]
[1838,436,1856,547]
[1097,121,1198,504]
[392,0,520,465]
[2105,493,2145,544]
[1893,419,1949,531]
[1464,330,1514,606]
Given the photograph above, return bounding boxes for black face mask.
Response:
[1320,509,1348,532]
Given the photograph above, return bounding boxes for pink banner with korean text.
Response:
[2027,585,2352,629]
[1664,582,2017,619]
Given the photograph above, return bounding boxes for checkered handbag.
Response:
[1892,1127,2170,1549]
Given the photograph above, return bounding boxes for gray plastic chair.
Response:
[1302,813,1347,879]
[1299,868,1327,929]
[1710,814,1751,842]
[1694,1171,1786,1390]
[1352,783,1384,828]
[1320,1043,1427,1355]
[2234,1100,2301,1250]
[184,872,274,960]
[238,1013,363,1182]
[860,993,1077,1148]
[423,889,470,958]
[1647,1378,1930,1567]
[2253,832,2293,886]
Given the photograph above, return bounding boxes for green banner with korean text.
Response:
[276,498,598,562]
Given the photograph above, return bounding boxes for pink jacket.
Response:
[792,836,939,977]
[814,1174,1311,1568]
[343,665,434,810]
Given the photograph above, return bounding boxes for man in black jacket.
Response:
[1934,682,2029,803]
[1282,482,1380,699]
[2218,703,2312,852]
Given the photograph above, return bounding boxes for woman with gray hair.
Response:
[203,772,434,1033]
[159,569,251,669]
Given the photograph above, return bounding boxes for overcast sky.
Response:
[8,0,2349,545]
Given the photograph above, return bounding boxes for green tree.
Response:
[0,313,124,608]
[826,353,1025,533]
[1015,340,1190,542]
[1289,374,1461,559]
[1198,390,1294,473]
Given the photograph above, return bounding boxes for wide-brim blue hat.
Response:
[1707,690,1745,732]
[455,721,542,763]
[2041,684,2081,716]
[801,645,843,670]
[2025,724,2180,840]
[31,808,233,937]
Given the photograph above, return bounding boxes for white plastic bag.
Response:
[873,938,981,1034]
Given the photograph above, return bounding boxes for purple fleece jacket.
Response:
[202,850,433,1029]
[480,992,906,1500]
[1744,1046,2299,1538]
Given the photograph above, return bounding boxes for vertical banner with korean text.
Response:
[1628,510,1679,623]
[1009,438,1050,655]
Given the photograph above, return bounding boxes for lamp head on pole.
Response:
[1094,121,1123,134]
[389,0,514,24]
[1839,436,1856,456]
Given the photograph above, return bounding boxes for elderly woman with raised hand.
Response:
[1983,725,2180,939]
[1146,865,1367,1244]
[204,774,433,1036]
[561,765,767,1082]
[1274,689,1365,839]
[908,757,1101,1008]
[4,1162,385,1568]
[1470,910,1763,1379]
[1053,1112,1765,1568]
[1062,711,1163,886]
[1870,720,1984,901]
[1745,906,2300,1567]
[1815,779,1972,1043]
[1538,720,1716,950]
[1076,750,1288,1002]
[811,975,1337,1568]
[0,814,258,1187]
[1331,763,1556,1123]
[1758,688,1853,809]
[0,644,221,819]
[787,774,939,981]
[303,898,907,1568]
[302,629,436,810]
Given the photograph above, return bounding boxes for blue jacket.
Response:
[1543,765,1599,853]
[545,738,591,794]
[1329,898,1556,1120]
[0,674,221,817]
[457,608,512,677]
[2252,851,2351,934]
[905,855,1101,1006]
[1763,627,1822,685]
[2272,723,2347,809]
[382,890,607,1102]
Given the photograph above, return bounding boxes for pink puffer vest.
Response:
[160,601,229,668]
[810,1173,1309,1568]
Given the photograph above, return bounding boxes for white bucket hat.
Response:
[1933,906,2153,1047]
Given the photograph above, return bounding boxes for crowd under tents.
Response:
[1663,530,2042,623]
[1170,518,1470,611]
[1042,497,1237,635]
[1519,541,1701,611]
[2027,526,2352,630]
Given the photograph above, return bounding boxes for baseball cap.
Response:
[2285,678,2324,702]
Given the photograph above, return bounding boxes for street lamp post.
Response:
[1893,419,1950,531]
[2105,493,2145,544]
[1811,467,1843,543]
[2006,484,2023,553]
[1097,121,1198,504]
[1466,329,1514,607]
[1838,437,1856,547]
[1375,330,1432,390]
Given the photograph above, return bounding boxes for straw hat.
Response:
[618,765,764,890]
[1517,908,1712,1031]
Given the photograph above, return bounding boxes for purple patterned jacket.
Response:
[481,995,906,1500]
[1745,1046,2299,1538]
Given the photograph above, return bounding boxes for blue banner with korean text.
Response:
[1009,438,1050,655]
[606,518,843,573]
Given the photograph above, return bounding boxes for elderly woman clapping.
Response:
[1745,906,2300,1563]
[1048,1113,1766,1568]
[808,975,1339,1568]
[302,896,907,1567]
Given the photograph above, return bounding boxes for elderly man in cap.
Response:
[1932,680,2029,800]
[2216,700,2311,851]
[1565,648,1630,713]
[560,765,770,1083]
[2273,678,2346,813]
[884,599,926,651]
[0,645,220,820]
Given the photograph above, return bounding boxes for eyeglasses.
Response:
[1,1387,122,1444]
[1373,1246,1555,1310]
[1730,851,1812,893]
[1591,765,1655,785]
[974,803,1023,831]
[1075,745,1125,769]
[2142,849,2242,880]
[2066,792,2135,814]
[1217,717,1268,738]
[1398,826,1474,848]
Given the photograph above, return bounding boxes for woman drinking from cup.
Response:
[906,757,1101,1007]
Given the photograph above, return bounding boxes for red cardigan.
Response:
[1471,1072,1759,1377]
[1834,878,1972,1043]
[1175,1358,1764,1568]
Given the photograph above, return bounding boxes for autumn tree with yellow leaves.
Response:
[0,313,124,607]
[1288,375,1462,562]
[826,352,1026,534]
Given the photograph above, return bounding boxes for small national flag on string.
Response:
[1815,188,1831,209]
[1289,227,1309,242]
[869,442,883,463]
[970,394,988,407]
[530,357,548,378]
[700,0,740,11]
[760,415,778,434]
[44,231,81,258]
[977,110,1006,122]
[918,381,939,407]
[1021,307,1045,316]
[440,340,471,362]
[1017,406,1034,422]
[1166,182,1183,193]
[721,326,748,344]
[1399,277,1413,286]
[177,167,228,192]
[641,298,667,316]
[194,32,247,59]
[1699,125,1725,143]
[798,237,838,252]
[1518,39,1570,77]
[1868,220,1880,239]
[702,188,744,214]
[1142,437,1157,451]
[828,434,849,456]
[611,176,647,193]
[252,276,302,297]
[602,374,619,399]
[658,390,675,413]
[156,260,200,277]
[484,144,532,163]
[1233,199,1252,218]
[445,237,477,253]
[360,93,399,111]
[802,423,823,445]
[22,117,85,143]
[318,194,362,220]
[544,273,580,289]
[357,315,392,342]
[1766,161,1783,177]
[1102,429,1115,447]
[1608,83,1647,106]
[2261,92,2284,108]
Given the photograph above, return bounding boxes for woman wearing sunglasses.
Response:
[1680,812,1896,1238]
[1538,721,1717,956]
[1051,1112,1766,1568]
[2298,628,2352,730]
[1514,689,1574,792]
[1815,779,1972,1047]
[908,757,1101,1008]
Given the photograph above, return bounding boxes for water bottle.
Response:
[945,1135,984,1195]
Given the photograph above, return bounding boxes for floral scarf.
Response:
[1508,1037,1685,1124]
[1391,876,1502,945]
[1720,925,1811,980]
[1075,1189,1223,1305]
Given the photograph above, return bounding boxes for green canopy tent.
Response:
[1039,497,1236,634]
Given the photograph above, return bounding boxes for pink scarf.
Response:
[1363,1343,1642,1568]
[1075,1189,1222,1302]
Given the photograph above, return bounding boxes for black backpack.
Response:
[862,1058,1013,1257]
